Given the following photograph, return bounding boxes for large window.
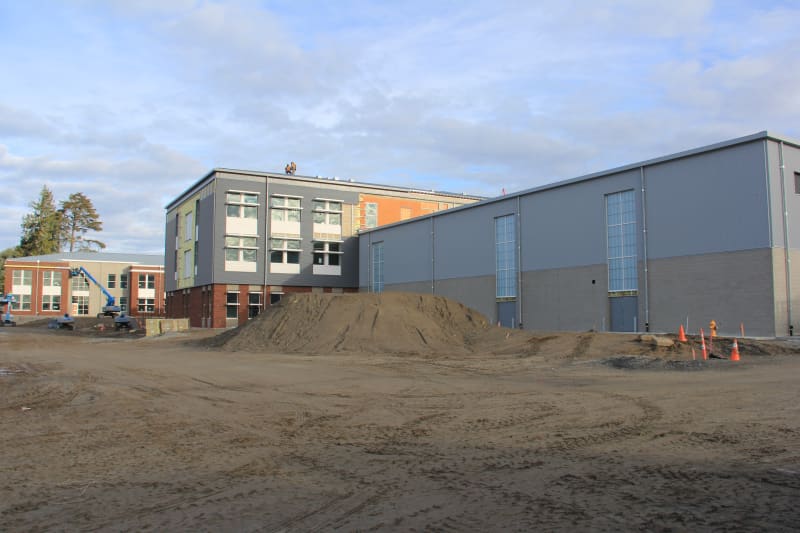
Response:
[371,242,384,293]
[226,292,239,319]
[137,298,155,313]
[365,202,378,228]
[313,241,342,266]
[312,199,342,225]
[269,238,301,264]
[226,192,258,218]
[42,295,60,311]
[71,273,90,292]
[43,271,62,287]
[183,250,192,278]
[107,274,116,288]
[184,211,194,241]
[120,274,128,289]
[138,274,155,289]
[72,296,89,315]
[11,295,31,311]
[495,214,517,298]
[270,195,302,222]
[12,270,32,286]
[225,236,258,263]
[606,190,638,292]
[248,292,261,319]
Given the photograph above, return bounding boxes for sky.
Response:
[2,0,799,255]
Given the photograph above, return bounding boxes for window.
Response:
[226,292,239,319]
[248,292,262,319]
[42,295,61,311]
[495,214,517,298]
[270,195,302,222]
[313,241,342,266]
[137,298,155,313]
[119,296,128,313]
[312,199,342,225]
[795,172,800,194]
[606,190,638,292]
[185,211,194,241]
[12,270,32,286]
[269,238,301,264]
[71,273,90,292]
[120,274,128,289]
[43,271,62,287]
[371,242,384,293]
[138,274,155,289]
[226,192,258,218]
[72,296,89,315]
[183,250,192,277]
[225,236,258,262]
[11,294,31,311]
[365,202,378,228]
[107,274,116,288]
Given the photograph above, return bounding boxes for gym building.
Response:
[359,131,800,338]
[3,252,165,319]
[164,168,481,328]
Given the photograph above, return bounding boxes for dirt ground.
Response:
[1,294,800,531]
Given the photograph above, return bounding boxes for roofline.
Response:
[165,167,485,210]
[359,130,800,234]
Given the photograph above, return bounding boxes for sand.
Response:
[1,293,799,531]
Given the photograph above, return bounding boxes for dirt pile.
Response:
[212,292,516,355]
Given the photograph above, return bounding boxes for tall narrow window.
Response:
[371,242,384,293]
[606,190,638,292]
[495,214,517,298]
[226,291,239,319]
[365,202,378,228]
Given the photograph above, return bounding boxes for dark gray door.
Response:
[497,301,517,328]
[610,296,638,332]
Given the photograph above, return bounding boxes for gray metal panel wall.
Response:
[195,194,215,285]
[370,220,433,286]
[433,198,518,280]
[261,182,360,287]
[768,140,800,250]
[646,141,770,259]
[519,169,641,270]
[212,176,268,286]
[164,214,177,292]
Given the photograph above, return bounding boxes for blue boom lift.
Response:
[69,267,122,318]
[0,293,17,326]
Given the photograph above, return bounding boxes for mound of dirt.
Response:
[210,292,512,355]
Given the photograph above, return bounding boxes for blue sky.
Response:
[1,0,799,254]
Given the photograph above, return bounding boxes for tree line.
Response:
[1,186,105,288]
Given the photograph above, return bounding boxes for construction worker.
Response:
[709,320,718,337]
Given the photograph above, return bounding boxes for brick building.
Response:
[3,252,165,320]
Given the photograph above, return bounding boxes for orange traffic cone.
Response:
[678,324,687,342]
[730,339,740,361]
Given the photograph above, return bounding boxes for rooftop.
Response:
[7,252,164,266]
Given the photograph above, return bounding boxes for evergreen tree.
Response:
[19,186,62,256]
[60,192,105,252]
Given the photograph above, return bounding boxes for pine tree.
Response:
[60,192,105,252]
[19,186,62,256]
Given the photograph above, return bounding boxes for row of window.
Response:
[222,237,343,266]
[9,270,154,290]
[9,295,157,314]
[225,291,263,319]
[226,192,345,223]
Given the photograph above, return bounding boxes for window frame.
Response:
[606,189,638,293]
[495,214,517,299]
[225,191,259,219]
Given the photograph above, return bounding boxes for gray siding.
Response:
[195,193,215,285]
[164,214,177,292]
[522,264,609,331]
[646,141,770,259]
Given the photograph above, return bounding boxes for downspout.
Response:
[640,167,650,332]
[778,141,793,335]
[431,216,436,294]
[517,194,523,328]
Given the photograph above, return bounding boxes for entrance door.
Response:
[610,296,637,332]
[497,301,517,328]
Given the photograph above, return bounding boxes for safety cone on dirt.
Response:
[678,324,688,342]
[700,328,708,360]
[730,339,741,361]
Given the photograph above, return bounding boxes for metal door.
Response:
[610,296,638,332]
[497,301,517,328]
